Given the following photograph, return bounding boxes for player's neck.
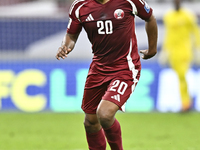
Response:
[96,0,110,4]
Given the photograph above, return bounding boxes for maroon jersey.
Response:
[67,0,153,75]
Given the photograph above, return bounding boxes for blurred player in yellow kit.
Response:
[159,0,200,112]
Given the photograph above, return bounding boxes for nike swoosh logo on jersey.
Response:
[86,14,94,21]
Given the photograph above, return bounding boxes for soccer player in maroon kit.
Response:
[56,0,158,149]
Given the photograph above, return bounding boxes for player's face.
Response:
[174,0,181,10]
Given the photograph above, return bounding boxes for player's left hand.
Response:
[193,49,200,65]
[140,49,156,59]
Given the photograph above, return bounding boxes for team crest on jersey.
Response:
[114,9,124,19]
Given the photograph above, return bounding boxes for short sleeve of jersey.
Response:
[67,1,83,34]
[130,0,153,20]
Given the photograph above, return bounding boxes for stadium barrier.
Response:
[0,61,200,113]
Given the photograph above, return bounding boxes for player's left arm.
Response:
[188,11,200,65]
[133,0,158,59]
[191,16,200,50]
[140,14,158,59]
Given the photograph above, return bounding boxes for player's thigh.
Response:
[82,83,109,114]
[97,100,119,119]
[171,58,190,78]
[102,77,138,112]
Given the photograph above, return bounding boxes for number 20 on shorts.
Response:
[110,80,128,95]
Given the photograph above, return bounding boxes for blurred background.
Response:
[0,0,200,113]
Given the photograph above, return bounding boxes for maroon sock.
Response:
[86,128,106,150]
[103,119,123,150]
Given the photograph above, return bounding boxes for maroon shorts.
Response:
[81,72,140,114]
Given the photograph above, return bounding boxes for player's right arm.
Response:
[56,0,83,60]
[56,33,80,60]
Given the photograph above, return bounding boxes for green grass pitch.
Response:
[0,112,200,150]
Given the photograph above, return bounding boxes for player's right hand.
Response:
[56,46,72,60]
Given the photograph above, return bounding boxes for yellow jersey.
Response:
[163,8,200,61]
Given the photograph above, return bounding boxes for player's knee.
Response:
[84,117,100,133]
[96,108,114,128]
[83,119,92,131]
[96,101,119,128]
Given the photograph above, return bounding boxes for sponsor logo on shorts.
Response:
[111,94,120,102]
